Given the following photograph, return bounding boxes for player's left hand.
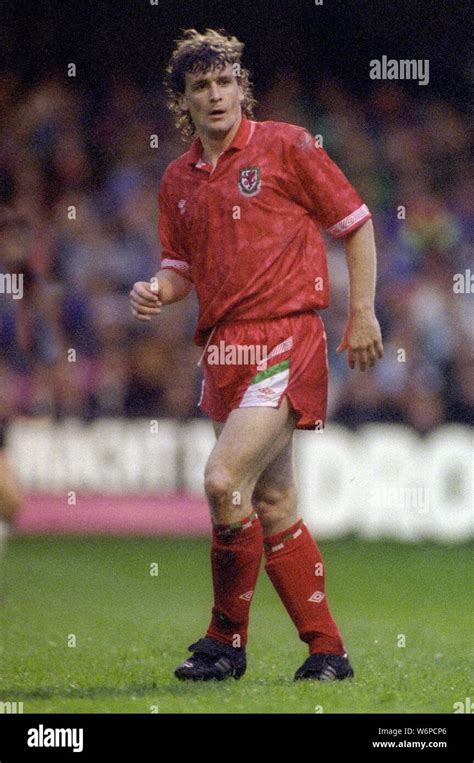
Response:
[336,309,383,371]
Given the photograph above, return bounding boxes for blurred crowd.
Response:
[0,72,472,431]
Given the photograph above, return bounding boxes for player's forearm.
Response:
[343,219,377,314]
[155,269,193,305]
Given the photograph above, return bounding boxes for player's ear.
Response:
[178,93,189,112]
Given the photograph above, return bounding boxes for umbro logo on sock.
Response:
[308,591,325,603]
[239,591,253,601]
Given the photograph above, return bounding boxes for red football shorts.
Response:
[198,311,328,430]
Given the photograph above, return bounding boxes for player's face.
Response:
[180,64,244,139]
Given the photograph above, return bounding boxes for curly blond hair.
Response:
[164,28,256,141]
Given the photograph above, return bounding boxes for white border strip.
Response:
[327,204,370,238]
[161,258,191,273]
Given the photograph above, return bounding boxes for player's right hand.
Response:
[129,280,162,322]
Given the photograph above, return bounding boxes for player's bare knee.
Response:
[204,465,237,510]
[253,485,296,532]
[253,483,294,507]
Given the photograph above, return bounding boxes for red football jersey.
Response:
[159,114,371,345]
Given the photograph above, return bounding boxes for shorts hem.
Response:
[198,402,227,423]
[282,391,326,431]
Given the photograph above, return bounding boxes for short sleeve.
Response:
[287,127,371,238]
[159,180,193,282]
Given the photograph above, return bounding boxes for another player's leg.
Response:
[252,438,354,681]
[175,399,296,681]
[0,422,22,562]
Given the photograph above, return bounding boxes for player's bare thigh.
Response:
[206,396,298,524]
[211,409,298,533]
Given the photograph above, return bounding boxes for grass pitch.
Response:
[0,535,471,713]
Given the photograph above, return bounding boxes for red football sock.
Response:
[206,511,264,648]
[264,518,345,655]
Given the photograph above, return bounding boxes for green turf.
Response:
[0,535,472,713]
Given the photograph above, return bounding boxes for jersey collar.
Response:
[188,114,253,167]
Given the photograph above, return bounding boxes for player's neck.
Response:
[199,113,242,168]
